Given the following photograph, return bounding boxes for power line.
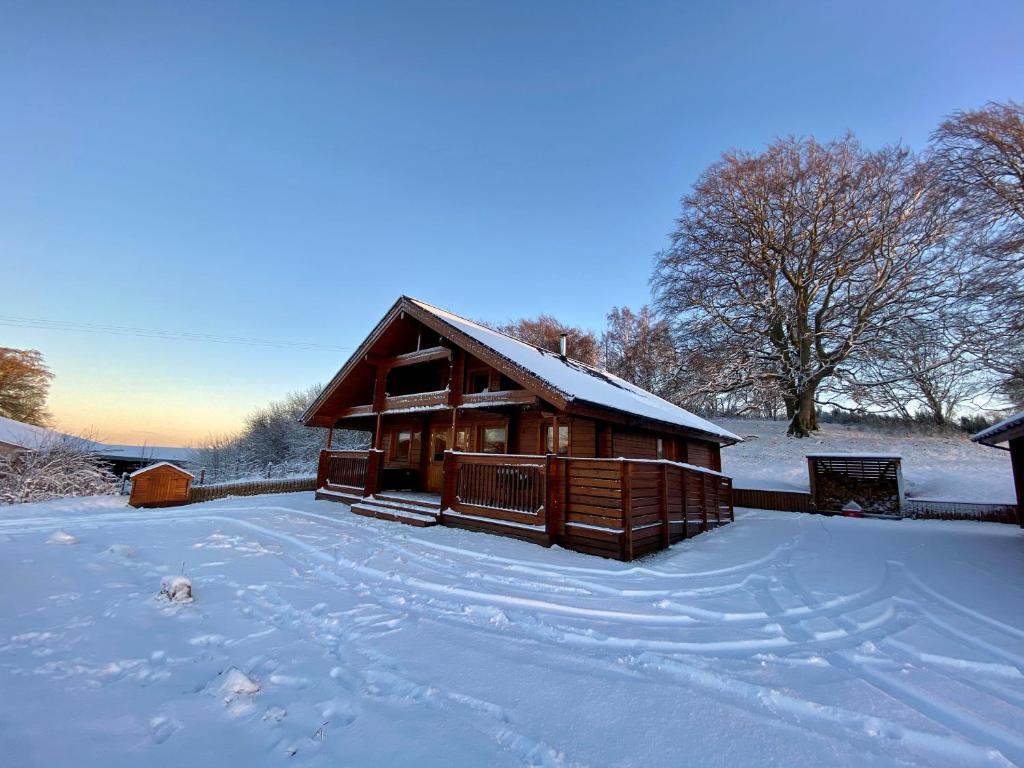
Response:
[0,314,355,353]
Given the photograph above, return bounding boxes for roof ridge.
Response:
[404,296,604,372]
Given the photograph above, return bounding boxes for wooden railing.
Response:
[442,453,548,527]
[317,449,383,495]
[439,452,733,560]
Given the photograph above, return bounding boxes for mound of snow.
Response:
[46,530,77,545]
[159,575,192,602]
[219,668,260,708]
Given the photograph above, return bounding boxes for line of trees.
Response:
[500,101,1023,437]
[193,386,367,483]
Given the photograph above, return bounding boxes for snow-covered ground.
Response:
[719,418,1015,503]
[2,493,1023,767]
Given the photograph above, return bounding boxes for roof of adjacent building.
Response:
[0,415,194,463]
[972,411,1024,448]
[0,415,95,451]
[304,296,740,444]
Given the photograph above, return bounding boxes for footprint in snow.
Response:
[149,715,180,744]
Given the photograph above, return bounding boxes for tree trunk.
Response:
[787,387,820,437]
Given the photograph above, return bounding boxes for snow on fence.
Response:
[188,475,317,504]
[903,499,1018,524]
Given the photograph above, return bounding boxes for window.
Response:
[454,428,470,452]
[543,423,569,455]
[468,371,490,394]
[479,426,507,454]
[391,430,412,461]
[431,432,447,462]
[656,437,664,460]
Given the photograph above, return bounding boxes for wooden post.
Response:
[440,450,457,524]
[659,462,670,550]
[807,456,818,511]
[372,365,387,452]
[544,454,564,546]
[621,459,633,562]
[326,427,334,450]
[365,449,382,497]
[316,450,330,489]
[448,348,464,448]
[699,470,708,532]
[1010,437,1024,528]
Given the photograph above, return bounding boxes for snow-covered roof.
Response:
[972,411,1024,448]
[0,416,193,461]
[96,444,195,463]
[0,415,98,451]
[407,298,740,444]
[805,452,902,459]
[129,461,195,479]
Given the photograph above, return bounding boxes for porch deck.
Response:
[316,448,734,561]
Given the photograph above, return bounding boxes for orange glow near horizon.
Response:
[47,384,253,447]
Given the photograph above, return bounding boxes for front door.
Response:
[426,427,448,493]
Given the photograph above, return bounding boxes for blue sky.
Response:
[1,1,1021,444]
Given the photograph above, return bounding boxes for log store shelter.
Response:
[972,411,1024,527]
[303,296,741,560]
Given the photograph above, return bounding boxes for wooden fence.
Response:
[440,453,733,560]
[189,475,317,504]
[903,499,1018,524]
[733,487,815,513]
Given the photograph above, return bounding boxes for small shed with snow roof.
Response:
[129,462,194,508]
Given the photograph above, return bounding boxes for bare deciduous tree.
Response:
[932,101,1024,406]
[489,315,600,365]
[653,135,953,437]
[600,306,679,397]
[833,316,987,425]
[0,348,54,426]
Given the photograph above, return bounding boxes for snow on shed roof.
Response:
[805,452,902,459]
[129,461,194,479]
[407,298,740,444]
[972,411,1024,447]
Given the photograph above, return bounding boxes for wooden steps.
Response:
[350,494,440,527]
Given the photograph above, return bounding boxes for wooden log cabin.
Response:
[303,296,741,560]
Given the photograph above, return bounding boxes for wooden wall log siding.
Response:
[612,430,658,460]
[570,418,597,457]
[128,464,193,508]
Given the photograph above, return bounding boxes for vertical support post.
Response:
[659,462,670,549]
[373,364,386,452]
[621,459,633,562]
[807,456,818,511]
[440,450,457,524]
[365,449,382,498]
[544,453,564,546]
[699,470,708,532]
[448,348,464,450]
[1010,437,1024,528]
[316,449,330,489]
[326,426,334,450]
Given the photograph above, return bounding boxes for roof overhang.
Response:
[972,411,1024,450]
